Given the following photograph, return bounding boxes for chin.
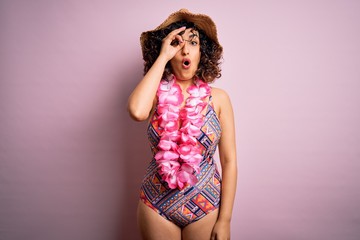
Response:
[174,71,196,81]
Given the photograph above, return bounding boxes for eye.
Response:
[191,41,198,46]
[171,39,180,46]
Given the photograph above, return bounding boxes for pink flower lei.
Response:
[154,76,211,190]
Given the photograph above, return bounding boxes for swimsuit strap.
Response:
[207,95,215,112]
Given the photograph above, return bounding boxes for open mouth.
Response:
[182,59,191,69]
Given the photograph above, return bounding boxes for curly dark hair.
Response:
[142,20,223,83]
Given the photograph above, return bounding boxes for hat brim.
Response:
[140,9,221,53]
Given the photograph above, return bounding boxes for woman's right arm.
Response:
[127,27,186,121]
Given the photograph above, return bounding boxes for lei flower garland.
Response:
[154,76,211,190]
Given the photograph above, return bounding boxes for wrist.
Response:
[157,53,171,64]
[217,216,231,223]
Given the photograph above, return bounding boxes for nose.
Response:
[181,42,189,55]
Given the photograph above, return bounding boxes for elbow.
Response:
[130,113,149,122]
[128,107,149,122]
[127,99,151,121]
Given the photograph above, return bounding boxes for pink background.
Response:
[1,0,360,239]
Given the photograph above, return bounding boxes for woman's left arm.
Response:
[211,88,237,240]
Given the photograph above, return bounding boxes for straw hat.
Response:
[140,8,221,52]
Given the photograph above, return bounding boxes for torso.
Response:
[139,83,223,228]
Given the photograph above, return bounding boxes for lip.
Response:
[182,58,191,69]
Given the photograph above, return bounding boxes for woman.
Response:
[127,9,237,240]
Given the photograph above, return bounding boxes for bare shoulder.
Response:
[211,87,232,105]
[210,87,233,115]
[211,87,230,99]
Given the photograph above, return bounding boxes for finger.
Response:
[168,26,186,38]
[170,34,185,46]
[174,38,185,51]
[174,34,184,43]
[164,26,186,42]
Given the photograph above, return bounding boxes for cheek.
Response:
[170,53,181,65]
[169,57,178,68]
[169,59,174,68]
[194,52,201,66]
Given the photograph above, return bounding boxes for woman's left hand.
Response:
[210,219,231,240]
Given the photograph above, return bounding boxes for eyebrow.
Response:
[187,33,199,41]
[179,29,199,42]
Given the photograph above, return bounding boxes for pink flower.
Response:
[165,173,178,189]
[162,120,179,132]
[162,130,181,142]
[157,160,180,171]
[157,105,179,123]
[154,77,211,189]
[175,174,185,189]
[186,97,203,107]
[178,144,192,156]
[190,118,204,128]
[155,150,179,161]
[185,112,204,123]
[178,144,202,171]
[180,133,197,145]
[158,80,183,105]
[180,121,201,136]
[187,80,211,98]
[158,139,177,151]
[157,104,179,114]
[177,165,198,186]
[157,160,181,189]
[180,107,198,118]
[183,155,201,174]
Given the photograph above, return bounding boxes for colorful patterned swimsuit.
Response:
[139,94,222,228]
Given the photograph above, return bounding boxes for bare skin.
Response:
[128,27,237,240]
[137,201,181,240]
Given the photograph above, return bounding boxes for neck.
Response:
[174,75,196,91]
